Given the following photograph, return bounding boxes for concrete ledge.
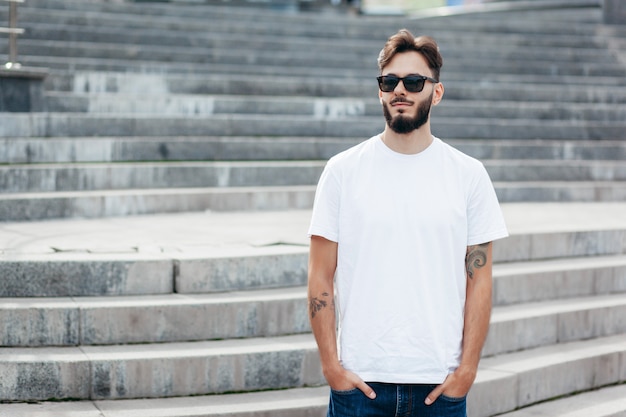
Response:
[3,382,626,416]
[0,67,48,112]
[2,113,626,140]
[2,161,626,195]
[0,255,173,297]
[484,293,626,356]
[493,181,626,203]
[0,334,323,401]
[176,246,308,293]
[43,92,626,123]
[0,386,329,417]
[2,137,625,164]
[497,383,626,416]
[0,254,625,346]
[0,186,318,222]
[0,286,310,346]
[2,288,625,352]
[0,161,327,193]
[493,255,626,305]
[468,334,626,416]
[495,228,626,263]
[0,332,623,406]
[1,236,624,298]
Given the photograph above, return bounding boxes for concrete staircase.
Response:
[1,0,626,221]
[1,0,626,416]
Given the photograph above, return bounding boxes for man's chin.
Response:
[388,115,426,134]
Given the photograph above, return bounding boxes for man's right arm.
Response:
[308,235,376,398]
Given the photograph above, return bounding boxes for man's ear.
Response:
[432,82,444,106]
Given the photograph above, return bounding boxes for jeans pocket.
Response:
[439,393,467,403]
[330,387,360,395]
[329,388,370,417]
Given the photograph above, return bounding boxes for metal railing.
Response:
[1,0,24,69]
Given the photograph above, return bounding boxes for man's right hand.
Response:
[325,366,377,399]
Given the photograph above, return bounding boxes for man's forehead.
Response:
[382,52,431,76]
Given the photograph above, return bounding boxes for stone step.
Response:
[2,285,625,349]
[493,255,626,306]
[468,333,626,416]
[4,383,626,417]
[7,40,622,80]
[11,22,618,67]
[3,237,626,297]
[14,18,614,58]
[2,181,626,222]
[11,38,616,82]
[44,70,626,96]
[44,93,626,123]
[492,180,626,203]
[487,160,626,181]
[3,137,625,164]
[1,160,625,194]
[0,286,311,347]
[2,205,626,294]
[13,0,612,42]
[0,331,623,409]
[495,383,626,417]
[1,113,625,140]
[0,218,312,297]
[27,0,309,14]
[2,242,626,299]
[484,293,626,357]
[50,72,626,102]
[0,161,325,193]
[4,381,626,417]
[6,6,612,72]
[0,186,317,222]
[0,386,328,417]
[0,333,324,401]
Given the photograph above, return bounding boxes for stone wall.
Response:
[0,68,48,112]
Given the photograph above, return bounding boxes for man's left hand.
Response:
[424,365,476,405]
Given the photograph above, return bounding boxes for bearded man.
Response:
[307,29,509,417]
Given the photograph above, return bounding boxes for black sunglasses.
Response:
[376,74,438,93]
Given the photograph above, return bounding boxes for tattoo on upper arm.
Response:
[465,242,490,279]
[309,292,333,319]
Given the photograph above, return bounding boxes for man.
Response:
[307,29,509,416]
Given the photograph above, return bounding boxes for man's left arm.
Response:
[425,241,493,405]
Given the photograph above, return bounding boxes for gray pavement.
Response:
[2,202,626,257]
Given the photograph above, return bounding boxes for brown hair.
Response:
[377,29,443,81]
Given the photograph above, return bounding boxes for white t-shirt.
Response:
[308,134,509,384]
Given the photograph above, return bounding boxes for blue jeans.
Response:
[327,382,466,417]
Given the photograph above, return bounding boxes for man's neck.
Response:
[381,127,433,155]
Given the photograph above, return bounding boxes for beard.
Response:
[382,92,433,134]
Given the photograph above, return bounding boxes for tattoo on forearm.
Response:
[309,292,333,319]
[465,242,489,279]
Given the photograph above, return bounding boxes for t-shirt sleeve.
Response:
[466,163,509,246]
[308,161,340,242]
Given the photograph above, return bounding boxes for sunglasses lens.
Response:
[403,77,425,92]
[378,76,399,92]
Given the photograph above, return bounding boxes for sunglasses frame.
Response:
[376,74,439,93]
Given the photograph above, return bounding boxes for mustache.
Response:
[390,97,414,105]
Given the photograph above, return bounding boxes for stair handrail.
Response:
[1,0,24,69]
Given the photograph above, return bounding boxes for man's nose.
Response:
[394,80,407,94]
